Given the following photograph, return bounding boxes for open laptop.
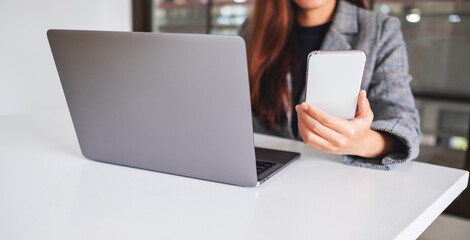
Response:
[47,30,300,187]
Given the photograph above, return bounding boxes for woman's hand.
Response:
[295,90,396,158]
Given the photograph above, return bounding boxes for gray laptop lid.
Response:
[48,30,258,186]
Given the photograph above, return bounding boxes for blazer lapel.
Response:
[321,27,351,50]
[320,0,359,51]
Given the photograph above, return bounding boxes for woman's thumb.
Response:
[356,90,373,120]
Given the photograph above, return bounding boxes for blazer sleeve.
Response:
[342,16,421,170]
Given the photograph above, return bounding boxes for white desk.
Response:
[0,109,468,240]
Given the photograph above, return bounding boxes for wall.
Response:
[0,0,131,115]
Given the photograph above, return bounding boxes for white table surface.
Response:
[0,109,468,240]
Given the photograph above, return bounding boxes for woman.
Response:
[239,0,421,170]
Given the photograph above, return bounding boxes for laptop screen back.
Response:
[48,30,258,186]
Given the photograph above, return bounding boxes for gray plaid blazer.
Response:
[240,0,421,170]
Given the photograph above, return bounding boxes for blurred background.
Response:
[133,0,470,238]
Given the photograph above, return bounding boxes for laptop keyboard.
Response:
[256,160,276,175]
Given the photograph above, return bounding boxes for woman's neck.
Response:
[296,0,336,27]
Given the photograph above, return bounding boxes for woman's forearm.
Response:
[359,129,401,159]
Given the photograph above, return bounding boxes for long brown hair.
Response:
[247,0,366,131]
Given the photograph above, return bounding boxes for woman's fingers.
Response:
[298,102,355,136]
[296,106,346,148]
[296,91,376,156]
[298,119,335,152]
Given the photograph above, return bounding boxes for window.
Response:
[152,0,253,34]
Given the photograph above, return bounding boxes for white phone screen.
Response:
[305,50,366,120]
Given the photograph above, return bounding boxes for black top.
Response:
[291,21,331,137]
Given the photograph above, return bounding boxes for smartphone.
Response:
[305,50,366,120]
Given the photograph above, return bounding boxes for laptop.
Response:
[47,29,300,187]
